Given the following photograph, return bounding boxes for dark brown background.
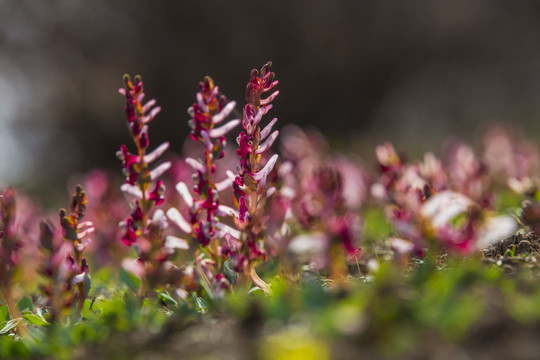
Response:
[2,0,540,204]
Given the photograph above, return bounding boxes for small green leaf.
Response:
[0,319,20,334]
[248,287,263,295]
[0,306,8,322]
[224,259,239,284]
[119,267,141,293]
[36,307,49,322]
[157,291,178,307]
[195,297,208,314]
[22,313,49,326]
[17,297,33,313]
[83,273,92,298]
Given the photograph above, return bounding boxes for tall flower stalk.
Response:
[230,62,280,293]
[0,189,28,337]
[117,75,172,295]
[167,76,239,297]
[58,185,93,321]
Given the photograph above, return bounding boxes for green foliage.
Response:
[2,251,540,358]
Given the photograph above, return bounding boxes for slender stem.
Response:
[2,285,29,338]
[72,283,85,322]
[250,266,272,294]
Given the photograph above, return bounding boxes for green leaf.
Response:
[157,291,178,307]
[0,306,8,322]
[363,207,392,241]
[36,307,49,322]
[0,319,20,335]
[17,297,33,313]
[119,267,141,293]
[22,313,49,326]
[83,273,92,298]
[248,287,263,295]
[224,259,239,284]
[195,297,208,314]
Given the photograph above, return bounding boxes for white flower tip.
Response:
[477,216,517,249]
[143,142,170,163]
[253,154,279,190]
[212,101,237,124]
[209,119,240,138]
[256,130,279,154]
[165,235,189,250]
[185,157,206,173]
[150,161,172,180]
[175,182,194,207]
[420,191,473,228]
[166,207,192,234]
[215,177,233,192]
[120,184,143,198]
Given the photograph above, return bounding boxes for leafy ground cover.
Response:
[2,62,540,359]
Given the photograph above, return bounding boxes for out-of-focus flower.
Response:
[483,126,539,196]
[375,142,513,256]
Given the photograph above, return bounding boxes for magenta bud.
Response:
[139,132,149,149]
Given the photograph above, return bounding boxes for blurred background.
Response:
[2,0,540,205]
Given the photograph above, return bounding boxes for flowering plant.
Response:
[2,62,540,360]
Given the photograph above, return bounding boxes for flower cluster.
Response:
[483,126,540,196]
[0,189,28,336]
[374,142,516,255]
[117,74,170,248]
[117,75,180,293]
[167,76,239,297]
[226,62,281,291]
[281,126,367,280]
[38,185,94,322]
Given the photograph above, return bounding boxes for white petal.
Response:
[289,233,327,254]
[120,184,143,198]
[77,227,95,239]
[143,142,170,163]
[165,235,189,250]
[226,170,236,181]
[252,154,278,190]
[476,216,517,249]
[256,130,279,154]
[391,237,414,254]
[77,221,94,230]
[260,90,279,106]
[152,209,168,229]
[260,118,278,140]
[142,99,156,114]
[420,191,473,228]
[71,273,85,286]
[196,92,209,113]
[251,108,264,127]
[166,208,192,233]
[122,258,145,278]
[185,157,206,173]
[201,131,213,151]
[280,186,296,200]
[215,177,232,192]
[142,106,161,124]
[150,161,171,180]
[176,182,194,207]
[212,101,236,124]
[209,119,240,138]
[216,205,239,218]
[216,222,241,239]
